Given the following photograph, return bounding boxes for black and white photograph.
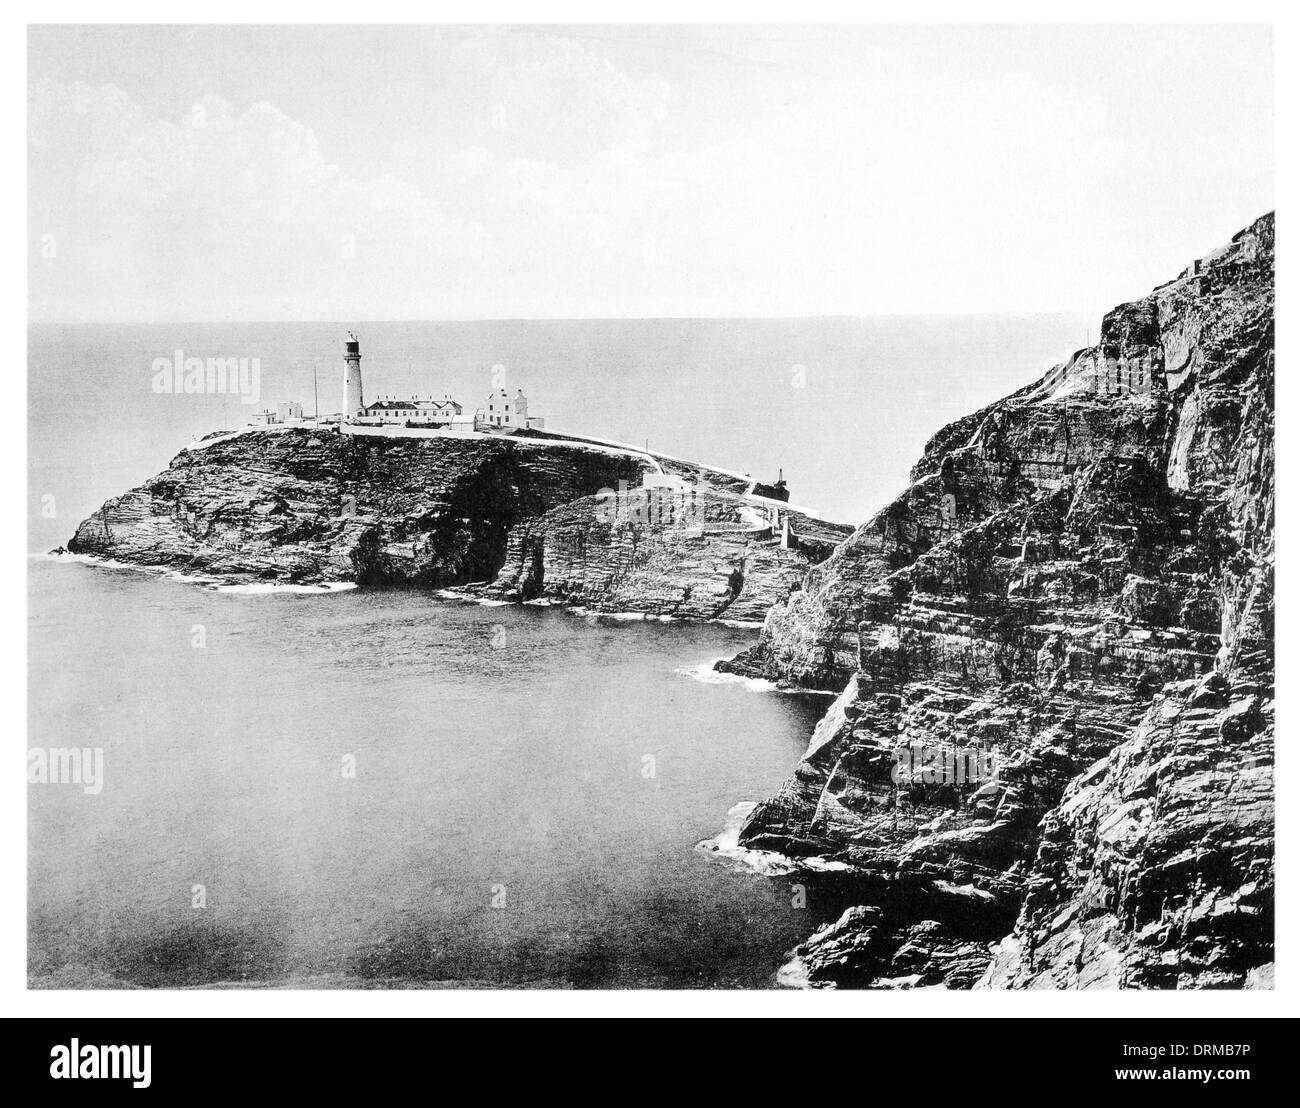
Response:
[8,6,1294,1065]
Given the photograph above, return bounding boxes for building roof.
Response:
[365,398,462,412]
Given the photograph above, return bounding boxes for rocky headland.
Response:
[64,426,851,623]
[723,212,1274,989]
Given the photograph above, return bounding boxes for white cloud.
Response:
[30,81,486,321]
[27,26,1273,322]
[446,29,671,164]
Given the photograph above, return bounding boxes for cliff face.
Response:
[65,430,849,616]
[734,213,1274,989]
[475,487,852,622]
[67,431,649,587]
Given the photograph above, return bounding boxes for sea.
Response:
[28,315,1089,988]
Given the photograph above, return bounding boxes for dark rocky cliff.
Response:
[65,430,849,618]
[727,213,1274,989]
[68,431,650,586]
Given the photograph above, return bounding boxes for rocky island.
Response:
[721,212,1274,989]
[64,416,852,624]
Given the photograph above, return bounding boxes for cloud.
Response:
[31,50,832,320]
[29,81,485,321]
[446,29,671,163]
[27,26,1273,321]
[25,69,892,320]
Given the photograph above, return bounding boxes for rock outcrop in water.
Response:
[65,429,850,621]
[727,213,1274,989]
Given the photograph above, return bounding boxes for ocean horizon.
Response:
[29,314,1092,554]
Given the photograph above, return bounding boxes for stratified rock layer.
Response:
[733,213,1274,989]
[474,485,852,622]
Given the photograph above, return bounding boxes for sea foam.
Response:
[212,581,357,595]
[675,657,779,693]
[696,801,853,876]
[38,552,355,595]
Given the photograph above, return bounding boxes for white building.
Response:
[359,395,464,425]
[250,401,305,426]
[450,410,482,430]
[485,387,545,430]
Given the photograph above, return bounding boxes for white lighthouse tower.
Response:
[342,331,364,421]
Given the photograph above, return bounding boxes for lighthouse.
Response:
[342,331,364,421]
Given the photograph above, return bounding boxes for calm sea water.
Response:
[29,561,849,987]
[28,316,1090,988]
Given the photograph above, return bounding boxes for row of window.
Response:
[368,408,457,415]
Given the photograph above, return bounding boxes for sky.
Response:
[28,24,1273,322]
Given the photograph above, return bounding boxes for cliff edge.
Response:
[729,213,1274,989]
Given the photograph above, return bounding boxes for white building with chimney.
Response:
[361,395,464,425]
[485,387,545,430]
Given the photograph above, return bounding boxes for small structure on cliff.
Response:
[749,469,790,502]
[251,400,305,427]
[484,387,545,431]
